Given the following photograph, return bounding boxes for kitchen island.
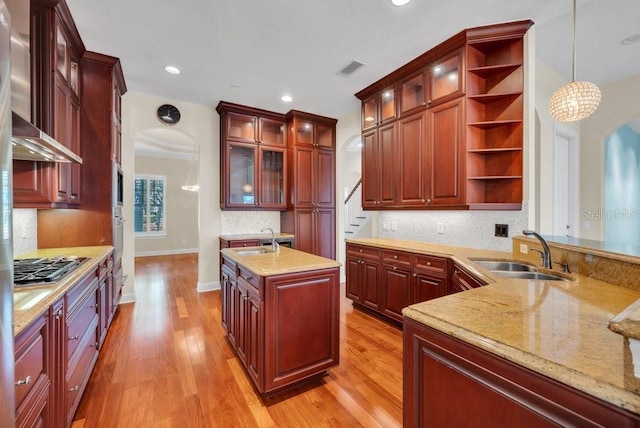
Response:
[220,246,340,396]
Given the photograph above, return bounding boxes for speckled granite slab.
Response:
[220,246,340,277]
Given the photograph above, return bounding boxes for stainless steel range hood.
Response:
[12,112,83,164]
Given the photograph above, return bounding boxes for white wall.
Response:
[134,155,198,256]
[579,74,640,240]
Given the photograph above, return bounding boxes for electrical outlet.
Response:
[391,221,398,231]
[437,223,444,234]
[520,243,528,254]
[383,222,389,231]
[494,223,509,237]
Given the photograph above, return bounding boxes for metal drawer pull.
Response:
[69,385,79,392]
[15,376,32,386]
[69,335,79,341]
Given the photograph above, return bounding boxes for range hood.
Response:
[11,112,82,164]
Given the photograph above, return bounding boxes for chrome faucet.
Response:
[522,230,552,269]
[261,228,280,252]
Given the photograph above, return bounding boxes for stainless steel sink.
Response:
[472,259,538,272]
[232,247,275,256]
[490,271,570,281]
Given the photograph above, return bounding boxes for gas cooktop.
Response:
[13,256,88,287]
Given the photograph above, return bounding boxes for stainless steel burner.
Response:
[13,256,87,287]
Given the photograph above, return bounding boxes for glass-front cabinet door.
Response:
[259,148,285,208]
[428,48,464,106]
[259,118,285,147]
[295,119,314,146]
[227,143,257,207]
[227,112,257,143]
[316,123,334,148]
[379,87,396,124]
[400,71,426,115]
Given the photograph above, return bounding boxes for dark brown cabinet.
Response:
[38,51,127,248]
[14,1,85,209]
[221,253,340,395]
[345,243,449,325]
[217,102,287,210]
[404,319,640,427]
[356,20,531,211]
[281,110,337,259]
[449,262,486,294]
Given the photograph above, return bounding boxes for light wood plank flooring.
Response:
[72,254,403,427]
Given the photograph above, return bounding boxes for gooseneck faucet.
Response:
[522,230,552,269]
[261,228,280,252]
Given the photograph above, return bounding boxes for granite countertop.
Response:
[219,233,295,241]
[347,238,640,415]
[13,246,114,337]
[220,246,340,277]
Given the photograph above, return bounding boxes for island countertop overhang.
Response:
[220,246,340,277]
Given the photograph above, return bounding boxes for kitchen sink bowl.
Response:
[490,271,570,281]
[472,259,538,272]
[232,247,275,256]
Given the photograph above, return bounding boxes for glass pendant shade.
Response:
[547,0,600,122]
[548,80,601,122]
[181,144,199,192]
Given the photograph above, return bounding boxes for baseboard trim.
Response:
[135,248,198,257]
[119,292,136,304]
[197,280,220,293]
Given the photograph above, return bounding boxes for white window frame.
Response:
[134,174,167,237]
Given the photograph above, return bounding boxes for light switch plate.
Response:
[520,243,528,254]
[437,223,444,234]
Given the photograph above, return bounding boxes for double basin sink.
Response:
[472,259,571,281]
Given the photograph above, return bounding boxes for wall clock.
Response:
[157,104,181,125]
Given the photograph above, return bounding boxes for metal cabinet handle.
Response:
[426,262,432,266]
[393,255,398,259]
[15,376,32,386]
[55,309,63,319]
[392,266,397,270]
[69,335,79,341]
[427,199,432,204]
[412,273,417,277]
[69,385,79,392]
[243,294,250,301]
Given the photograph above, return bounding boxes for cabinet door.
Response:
[362,95,378,131]
[293,209,314,255]
[294,117,315,146]
[397,111,428,206]
[315,149,335,207]
[258,147,285,209]
[413,272,447,304]
[361,130,378,208]
[379,88,396,125]
[362,260,381,310]
[428,97,465,207]
[225,143,258,208]
[227,112,257,143]
[221,270,231,334]
[235,279,250,364]
[316,123,335,148]
[400,70,427,116]
[382,266,411,322]
[245,285,262,388]
[345,256,362,301]
[428,48,464,107]
[69,98,81,205]
[362,124,396,209]
[259,117,285,147]
[314,208,335,259]
[293,146,314,207]
[227,276,241,351]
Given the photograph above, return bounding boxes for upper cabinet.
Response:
[217,102,287,210]
[355,20,532,211]
[14,0,86,208]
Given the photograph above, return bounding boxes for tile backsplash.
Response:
[220,211,281,235]
[13,209,37,256]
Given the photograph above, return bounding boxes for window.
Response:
[134,175,166,236]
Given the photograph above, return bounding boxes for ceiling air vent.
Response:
[337,60,365,77]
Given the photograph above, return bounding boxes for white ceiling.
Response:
[65,0,640,152]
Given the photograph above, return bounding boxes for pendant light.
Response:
[548,0,601,122]
[181,143,199,192]
[242,155,253,194]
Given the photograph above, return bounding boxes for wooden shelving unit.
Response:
[465,33,526,210]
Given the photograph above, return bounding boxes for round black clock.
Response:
[157,104,181,125]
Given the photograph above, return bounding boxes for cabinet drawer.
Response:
[229,239,261,248]
[238,265,261,290]
[65,325,99,425]
[222,256,237,273]
[414,255,447,275]
[382,249,413,267]
[66,290,98,361]
[14,315,48,410]
[66,271,98,313]
[347,244,380,260]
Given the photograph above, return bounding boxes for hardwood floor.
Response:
[72,254,403,427]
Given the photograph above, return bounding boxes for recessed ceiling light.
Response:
[164,65,181,75]
[281,95,293,102]
[391,0,411,6]
[621,33,640,45]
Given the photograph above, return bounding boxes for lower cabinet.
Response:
[15,251,117,428]
[449,262,486,294]
[14,313,51,428]
[403,318,640,427]
[345,243,449,325]
[222,254,340,395]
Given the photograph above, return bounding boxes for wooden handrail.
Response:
[344,179,362,204]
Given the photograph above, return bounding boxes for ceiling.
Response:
[65,0,640,152]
